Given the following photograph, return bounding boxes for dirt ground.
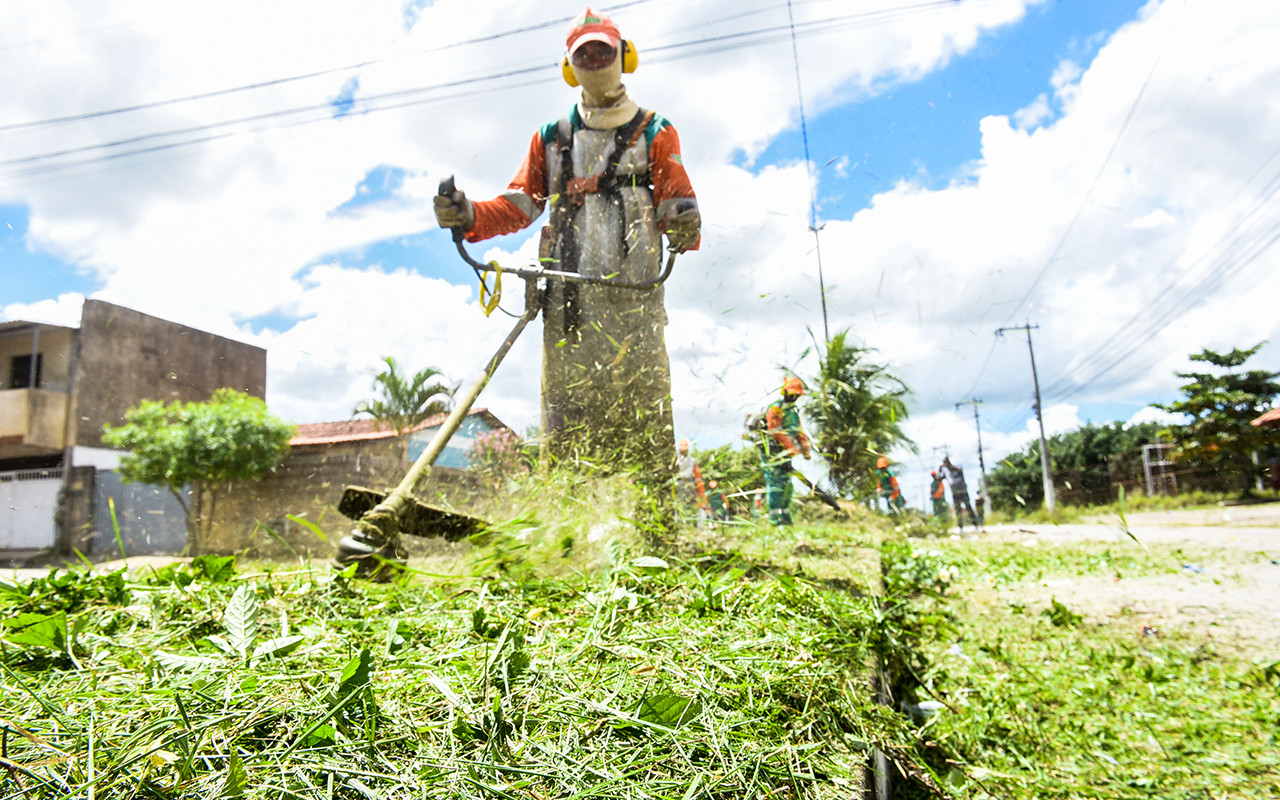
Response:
[972,504,1280,661]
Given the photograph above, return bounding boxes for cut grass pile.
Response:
[4,490,1277,799]
[1,514,935,800]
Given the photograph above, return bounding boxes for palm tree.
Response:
[803,329,915,499]
[353,357,457,451]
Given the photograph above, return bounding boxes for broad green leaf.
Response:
[301,723,336,748]
[223,585,259,658]
[328,648,375,712]
[1,611,68,651]
[251,635,304,662]
[219,751,246,798]
[192,554,237,582]
[630,556,669,570]
[634,693,702,729]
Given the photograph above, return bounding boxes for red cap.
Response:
[566,7,621,54]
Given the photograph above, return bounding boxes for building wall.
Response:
[70,300,267,449]
[199,439,494,558]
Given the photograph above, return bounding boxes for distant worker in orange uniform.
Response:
[930,470,948,520]
[434,8,700,528]
[875,456,906,514]
[675,438,710,526]
[755,377,811,526]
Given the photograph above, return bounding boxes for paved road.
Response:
[979,503,1280,551]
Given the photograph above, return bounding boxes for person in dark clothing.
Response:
[939,456,978,532]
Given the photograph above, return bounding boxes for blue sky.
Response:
[756,0,1148,212]
[3,0,1278,508]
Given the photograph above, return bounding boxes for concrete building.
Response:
[0,299,265,559]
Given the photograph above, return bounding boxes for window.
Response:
[10,354,43,388]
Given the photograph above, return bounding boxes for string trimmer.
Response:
[334,176,685,579]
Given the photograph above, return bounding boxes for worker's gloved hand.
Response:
[434,186,475,230]
[663,202,701,252]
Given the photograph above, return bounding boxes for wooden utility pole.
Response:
[996,323,1056,512]
[955,399,990,505]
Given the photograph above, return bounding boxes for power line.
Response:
[0,0,661,135]
[998,55,1163,330]
[786,0,830,344]
[1038,150,1280,403]
[1,0,995,184]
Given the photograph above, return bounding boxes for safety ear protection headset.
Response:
[561,40,637,87]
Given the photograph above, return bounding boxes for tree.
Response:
[803,329,914,499]
[352,356,457,448]
[1152,342,1280,496]
[986,421,1162,509]
[101,388,295,548]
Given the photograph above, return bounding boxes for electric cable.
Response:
[0,0,662,134]
[785,0,830,344]
[1,0,991,183]
[997,55,1163,331]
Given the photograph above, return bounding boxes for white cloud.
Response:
[1013,93,1053,130]
[4,0,1280,489]
[1,293,86,327]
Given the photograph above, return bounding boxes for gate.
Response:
[92,471,189,555]
[0,468,62,551]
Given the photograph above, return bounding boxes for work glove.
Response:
[663,201,701,252]
[434,186,475,231]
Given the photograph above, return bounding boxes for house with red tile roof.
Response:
[290,408,516,469]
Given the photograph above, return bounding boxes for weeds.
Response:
[1,512,931,799]
[3,478,1275,799]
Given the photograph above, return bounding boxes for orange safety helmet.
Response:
[782,377,804,396]
[877,456,890,469]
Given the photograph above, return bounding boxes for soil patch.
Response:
[976,518,1280,661]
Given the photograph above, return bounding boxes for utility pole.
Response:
[996,323,1056,512]
[955,399,989,505]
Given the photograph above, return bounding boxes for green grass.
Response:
[886,534,1280,798]
[3,477,1276,799]
[0,481,928,800]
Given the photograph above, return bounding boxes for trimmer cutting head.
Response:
[338,485,488,541]
[333,485,489,581]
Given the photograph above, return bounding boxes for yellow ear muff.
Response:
[561,57,580,87]
[562,41,637,86]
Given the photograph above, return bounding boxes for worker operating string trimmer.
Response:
[434,7,701,531]
[334,8,701,576]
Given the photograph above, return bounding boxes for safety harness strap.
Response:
[547,108,654,337]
